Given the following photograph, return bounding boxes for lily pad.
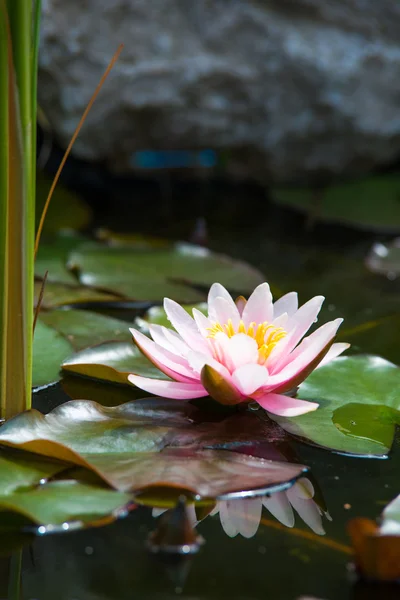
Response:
[0,399,307,497]
[35,232,85,284]
[33,311,135,389]
[0,451,130,529]
[271,355,400,457]
[33,320,74,388]
[271,175,400,232]
[62,341,163,385]
[34,280,120,309]
[67,242,264,302]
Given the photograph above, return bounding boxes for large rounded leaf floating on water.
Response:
[67,241,264,302]
[272,355,400,457]
[0,399,306,498]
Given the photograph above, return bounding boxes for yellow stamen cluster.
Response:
[207,319,287,363]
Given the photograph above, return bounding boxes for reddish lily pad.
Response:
[0,399,307,497]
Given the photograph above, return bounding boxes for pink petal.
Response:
[207,283,237,321]
[293,478,314,499]
[130,328,198,383]
[148,324,190,357]
[267,319,343,389]
[127,374,207,399]
[231,363,269,396]
[164,298,209,353]
[218,500,239,537]
[214,332,259,372]
[187,350,232,380]
[242,283,273,327]
[262,492,295,528]
[272,312,289,329]
[255,392,319,417]
[234,498,263,538]
[209,297,240,328]
[268,296,325,372]
[287,485,325,535]
[192,308,213,338]
[316,342,350,368]
[273,292,298,319]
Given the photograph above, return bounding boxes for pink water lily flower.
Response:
[128,283,349,417]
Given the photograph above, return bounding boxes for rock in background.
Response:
[38,0,400,183]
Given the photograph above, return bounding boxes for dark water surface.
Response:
[5,186,400,599]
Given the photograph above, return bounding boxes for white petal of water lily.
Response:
[148,324,190,357]
[273,292,298,319]
[262,492,295,528]
[164,298,209,353]
[268,296,325,372]
[316,342,350,368]
[214,333,259,372]
[187,350,232,381]
[242,283,273,327]
[267,319,343,389]
[218,500,239,537]
[272,312,289,329]
[207,284,238,323]
[130,328,197,382]
[231,363,269,396]
[255,392,319,417]
[218,499,262,539]
[235,498,263,538]
[210,297,241,328]
[128,374,207,399]
[286,486,325,535]
[293,478,314,500]
[192,308,213,338]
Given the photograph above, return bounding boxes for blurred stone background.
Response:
[38,0,400,184]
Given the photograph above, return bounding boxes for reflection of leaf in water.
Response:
[0,398,306,498]
[272,356,400,457]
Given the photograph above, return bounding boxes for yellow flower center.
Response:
[207,319,287,363]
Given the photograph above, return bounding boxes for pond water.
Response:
[2,178,399,599]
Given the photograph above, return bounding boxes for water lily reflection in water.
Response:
[129,282,349,416]
[153,477,330,540]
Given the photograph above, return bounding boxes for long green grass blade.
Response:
[0,1,33,418]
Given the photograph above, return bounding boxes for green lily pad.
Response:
[35,232,86,284]
[34,280,120,309]
[40,309,131,350]
[33,311,135,389]
[62,341,163,385]
[36,173,92,235]
[33,320,74,388]
[0,450,130,529]
[67,242,264,302]
[271,355,400,457]
[271,175,400,232]
[0,399,306,497]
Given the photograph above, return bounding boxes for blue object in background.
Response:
[131,149,217,169]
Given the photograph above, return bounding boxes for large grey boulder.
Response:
[38,0,400,183]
